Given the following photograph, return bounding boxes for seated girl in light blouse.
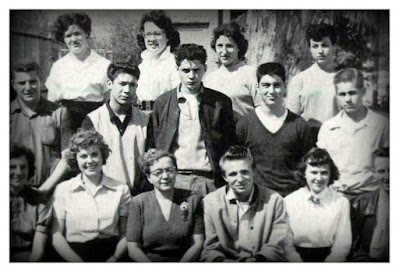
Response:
[51,129,131,262]
[284,147,351,262]
[127,149,204,262]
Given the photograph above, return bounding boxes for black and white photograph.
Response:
[8,8,391,268]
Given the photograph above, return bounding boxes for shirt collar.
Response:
[106,100,132,120]
[141,46,172,62]
[226,185,255,204]
[304,186,330,203]
[177,83,203,101]
[329,107,374,130]
[10,97,53,117]
[71,174,117,193]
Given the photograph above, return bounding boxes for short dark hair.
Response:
[10,144,36,180]
[174,44,207,67]
[107,62,140,82]
[334,68,364,90]
[137,10,180,51]
[219,145,254,175]
[11,61,39,80]
[294,147,340,187]
[139,148,177,175]
[210,22,248,61]
[53,12,92,43]
[256,62,286,83]
[372,147,389,167]
[65,129,111,171]
[306,23,337,45]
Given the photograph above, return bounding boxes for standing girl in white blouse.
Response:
[46,12,111,132]
[284,147,351,262]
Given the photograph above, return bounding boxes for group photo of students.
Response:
[10,10,389,263]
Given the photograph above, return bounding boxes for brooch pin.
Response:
[180,201,189,221]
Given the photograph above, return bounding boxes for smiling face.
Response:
[258,74,286,108]
[76,145,103,179]
[147,156,177,192]
[222,159,254,197]
[64,24,90,57]
[215,35,239,67]
[177,59,206,94]
[374,156,389,193]
[10,155,29,193]
[109,72,138,106]
[12,71,41,106]
[336,81,365,115]
[309,37,334,66]
[143,21,168,57]
[305,163,331,194]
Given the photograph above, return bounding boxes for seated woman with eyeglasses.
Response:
[127,149,204,262]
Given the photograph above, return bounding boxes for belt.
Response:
[178,170,214,179]
[140,100,155,111]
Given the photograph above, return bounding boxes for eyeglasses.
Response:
[142,31,165,39]
[150,167,176,177]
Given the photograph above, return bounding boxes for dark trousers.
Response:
[68,237,118,262]
[295,246,331,262]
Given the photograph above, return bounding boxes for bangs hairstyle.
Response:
[107,62,140,82]
[139,148,177,175]
[10,144,36,180]
[372,147,389,165]
[174,44,207,66]
[53,12,91,43]
[11,61,39,80]
[65,129,111,171]
[294,148,339,187]
[136,10,180,51]
[210,22,248,60]
[334,68,364,90]
[256,62,286,83]
[219,145,254,175]
[306,23,337,45]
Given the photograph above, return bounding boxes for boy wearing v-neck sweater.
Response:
[236,63,314,197]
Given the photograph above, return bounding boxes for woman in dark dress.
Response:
[127,149,204,262]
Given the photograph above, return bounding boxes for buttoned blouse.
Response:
[317,108,389,194]
[284,187,351,261]
[52,174,131,243]
[136,46,180,102]
[45,50,111,102]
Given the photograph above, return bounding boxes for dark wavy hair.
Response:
[306,23,337,46]
[174,43,207,66]
[107,62,140,82]
[219,145,254,175]
[65,129,111,171]
[136,10,180,51]
[52,12,92,43]
[256,62,286,83]
[294,147,340,187]
[334,68,364,90]
[210,22,248,61]
[11,61,39,80]
[139,148,177,175]
[372,147,389,166]
[10,144,36,180]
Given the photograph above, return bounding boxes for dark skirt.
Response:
[68,237,118,262]
[295,246,332,262]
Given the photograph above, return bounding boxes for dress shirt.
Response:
[317,108,389,194]
[284,187,351,261]
[52,174,131,243]
[136,46,180,102]
[45,50,110,102]
[10,97,69,186]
